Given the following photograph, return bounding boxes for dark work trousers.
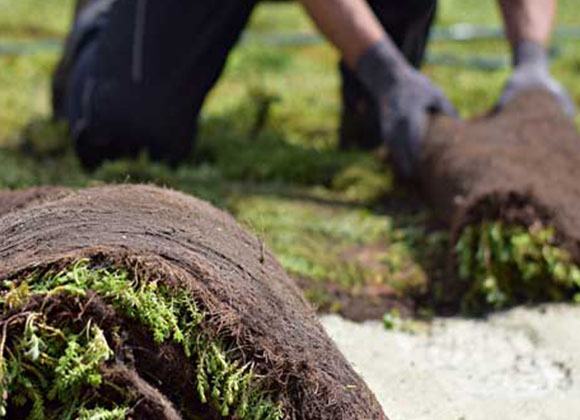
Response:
[54,0,437,169]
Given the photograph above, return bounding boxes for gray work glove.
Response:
[498,40,576,117]
[356,39,457,178]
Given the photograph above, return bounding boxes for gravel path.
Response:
[321,304,580,420]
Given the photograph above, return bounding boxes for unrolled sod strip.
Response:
[0,185,386,420]
[419,90,580,312]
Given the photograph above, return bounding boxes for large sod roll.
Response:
[420,90,580,312]
[0,187,70,217]
[0,185,386,420]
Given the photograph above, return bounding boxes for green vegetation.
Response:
[382,309,424,334]
[0,260,282,419]
[233,195,429,308]
[0,0,579,316]
[457,221,580,313]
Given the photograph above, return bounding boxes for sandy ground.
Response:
[321,304,580,420]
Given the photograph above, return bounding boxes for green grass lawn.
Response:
[1,0,579,316]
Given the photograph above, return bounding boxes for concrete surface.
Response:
[321,304,580,420]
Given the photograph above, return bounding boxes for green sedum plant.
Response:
[456,220,580,313]
[0,260,283,420]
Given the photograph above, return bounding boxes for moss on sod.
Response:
[456,221,580,313]
[0,260,282,419]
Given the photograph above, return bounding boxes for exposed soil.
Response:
[0,185,386,420]
[297,275,413,322]
[420,90,580,301]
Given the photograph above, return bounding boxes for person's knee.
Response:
[76,85,197,169]
[63,60,196,170]
[74,122,195,171]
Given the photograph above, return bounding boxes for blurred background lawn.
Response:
[0,0,579,315]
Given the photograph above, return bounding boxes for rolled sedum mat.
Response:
[0,185,386,419]
[420,90,580,312]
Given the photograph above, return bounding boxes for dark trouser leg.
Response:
[339,0,437,150]
[55,0,257,170]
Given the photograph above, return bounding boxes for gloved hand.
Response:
[498,40,576,117]
[356,39,457,178]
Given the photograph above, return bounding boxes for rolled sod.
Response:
[0,185,386,420]
[420,90,580,312]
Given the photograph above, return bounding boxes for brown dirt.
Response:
[0,184,387,420]
[293,242,417,322]
[297,276,413,322]
[420,90,580,299]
